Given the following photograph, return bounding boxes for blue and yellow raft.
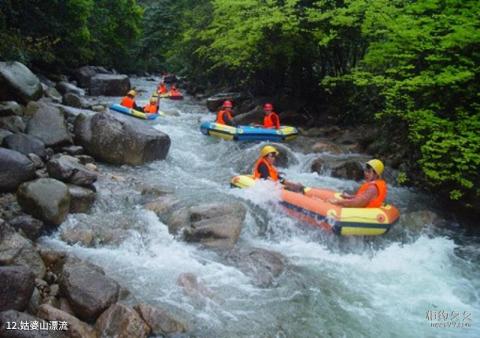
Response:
[109,103,158,120]
[200,121,298,142]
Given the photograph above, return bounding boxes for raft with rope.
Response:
[200,121,298,142]
[109,104,158,120]
[231,175,400,236]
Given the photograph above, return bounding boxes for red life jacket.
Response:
[355,179,387,208]
[216,110,233,125]
[158,85,167,94]
[121,96,135,108]
[143,103,158,113]
[253,157,279,181]
[263,112,280,129]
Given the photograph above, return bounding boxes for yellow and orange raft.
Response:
[231,175,400,236]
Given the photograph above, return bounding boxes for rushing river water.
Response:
[42,77,479,337]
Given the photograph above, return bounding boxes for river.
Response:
[41,77,479,337]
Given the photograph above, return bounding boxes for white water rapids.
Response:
[41,77,479,337]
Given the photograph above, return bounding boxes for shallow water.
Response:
[42,77,479,337]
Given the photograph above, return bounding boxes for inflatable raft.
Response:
[200,121,298,142]
[109,104,158,120]
[231,175,400,236]
[159,93,184,100]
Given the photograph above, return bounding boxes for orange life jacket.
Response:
[216,110,233,125]
[253,157,279,181]
[158,85,167,94]
[263,112,280,129]
[121,96,134,108]
[143,103,158,113]
[355,179,387,208]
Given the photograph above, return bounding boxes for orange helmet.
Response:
[223,100,233,108]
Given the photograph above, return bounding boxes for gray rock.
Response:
[63,92,88,108]
[0,310,63,337]
[0,148,35,192]
[74,112,170,165]
[2,133,46,158]
[0,115,26,133]
[0,128,13,144]
[9,215,44,240]
[144,195,179,216]
[311,140,344,154]
[44,86,62,103]
[26,102,72,147]
[47,155,97,187]
[0,231,46,278]
[73,65,110,88]
[0,266,35,312]
[89,74,130,96]
[68,184,96,214]
[134,304,186,336]
[95,304,150,338]
[37,304,97,338]
[224,248,286,287]
[17,178,70,226]
[61,145,83,156]
[60,222,94,246]
[27,153,44,169]
[56,81,84,96]
[55,104,95,124]
[27,287,41,315]
[0,61,43,104]
[0,101,23,117]
[75,154,95,165]
[60,261,119,321]
[168,202,246,249]
[234,105,264,125]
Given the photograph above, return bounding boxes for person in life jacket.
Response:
[158,82,168,94]
[216,100,237,126]
[253,145,305,192]
[169,85,181,96]
[262,103,280,129]
[328,159,387,208]
[143,97,159,114]
[121,90,144,112]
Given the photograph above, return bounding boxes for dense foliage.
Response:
[1,0,479,209]
[0,0,143,71]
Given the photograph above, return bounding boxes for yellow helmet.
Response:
[366,159,384,176]
[260,145,279,157]
[150,97,158,103]
[127,90,136,96]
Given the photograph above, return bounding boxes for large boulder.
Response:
[55,104,96,124]
[0,101,23,117]
[74,112,170,165]
[26,102,72,147]
[89,74,130,96]
[46,155,97,187]
[44,86,63,103]
[73,65,110,88]
[0,148,35,192]
[60,261,120,322]
[0,266,35,312]
[134,304,186,336]
[37,304,97,338]
[206,92,245,112]
[234,105,264,125]
[0,230,46,278]
[17,178,70,226]
[168,202,246,249]
[0,61,43,104]
[2,133,46,158]
[96,304,150,338]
